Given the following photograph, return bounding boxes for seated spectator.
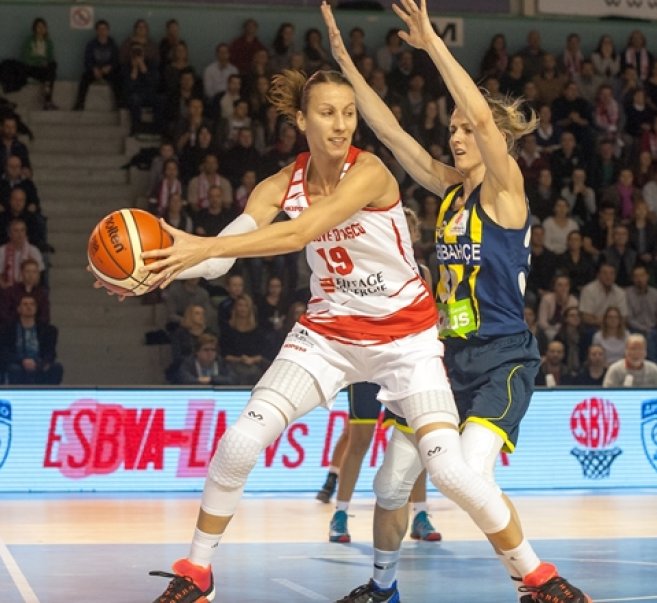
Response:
[178,333,236,386]
[302,27,330,75]
[600,224,637,287]
[646,62,657,113]
[550,131,585,191]
[621,30,652,84]
[221,294,270,385]
[229,18,267,74]
[524,305,548,356]
[146,141,176,198]
[248,74,272,123]
[603,333,657,387]
[527,167,559,223]
[560,167,596,226]
[0,294,62,384]
[592,84,622,149]
[213,73,242,122]
[400,73,429,126]
[122,42,161,135]
[527,224,559,308]
[551,81,593,154]
[193,185,232,237]
[269,22,296,74]
[517,133,549,190]
[479,33,508,80]
[627,199,657,265]
[571,344,607,386]
[0,155,39,213]
[73,19,121,111]
[217,272,244,333]
[148,158,182,217]
[532,53,567,106]
[411,99,448,161]
[534,103,561,154]
[173,97,212,153]
[559,32,583,80]
[581,202,616,259]
[556,230,596,296]
[0,219,44,289]
[119,19,159,69]
[163,277,213,332]
[554,307,588,377]
[162,41,197,95]
[601,168,641,223]
[221,101,253,151]
[626,264,657,361]
[165,67,203,127]
[178,125,220,185]
[573,60,603,105]
[221,127,261,188]
[535,340,569,386]
[258,122,300,178]
[592,306,628,366]
[163,192,192,233]
[376,27,404,74]
[0,116,31,175]
[0,258,48,326]
[499,54,527,98]
[242,49,271,100]
[537,274,578,341]
[167,303,215,383]
[591,35,620,83]
[542,198,579,254]
[518,29,545,80]
[22,18,58,110]
[579,262,628,332]
[256,275,289,333]
[203,43,238,105]
[234,169,256,215]
[615,65,640,106]
[0,188,46,251]
[187,153,233,215]
[633,150,654,189]
[623,88,654,142]
[589,139,621,199]
[158,19,182,77]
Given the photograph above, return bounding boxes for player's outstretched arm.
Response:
[143,154,396,287]
[393,0,524,213]
[321,1,459,197]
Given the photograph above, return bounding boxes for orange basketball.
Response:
[87,208,173,296]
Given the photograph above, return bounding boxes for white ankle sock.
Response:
[412,502,428,515]
[501,539,541,578]
[497,552,525,600]
[188,527,222,568]
[372,548,400,589]
[335,500,350,512]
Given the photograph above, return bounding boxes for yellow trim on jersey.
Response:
[382,416,414,434]
[463,416,515,453]
[468,205,483,328]
[435,186,463,307]
[348,418,379,426]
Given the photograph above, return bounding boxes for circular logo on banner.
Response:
[70,6,94,30]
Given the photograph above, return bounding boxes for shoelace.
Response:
[149,571,198,601]
[518,577,578,600]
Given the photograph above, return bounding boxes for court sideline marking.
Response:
[272,578,329,600]
[0,538,40,603]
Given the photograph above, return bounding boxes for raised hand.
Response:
[392,0,434,50]
[320,1,350,66]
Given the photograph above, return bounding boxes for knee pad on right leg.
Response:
[374,430,423,510]
[397,390,459,432]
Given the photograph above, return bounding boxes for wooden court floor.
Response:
[1,490,656,602]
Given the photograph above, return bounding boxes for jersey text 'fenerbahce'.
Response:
[435,183,530,339]
[281,146,436,345]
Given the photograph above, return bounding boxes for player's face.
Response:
[449,109,483,173]
[298,83,357,158]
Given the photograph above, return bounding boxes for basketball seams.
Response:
[92,222,134,281]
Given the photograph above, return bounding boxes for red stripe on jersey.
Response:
[362,199,401,212]
[279,153,310,209]
[300,291,437,345]
[391,217,415,269]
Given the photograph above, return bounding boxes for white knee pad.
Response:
[254,359,324,421]
[461,422,504,485]
[417,428,510,534]
[398,390,459,432]
[374,429,423,510]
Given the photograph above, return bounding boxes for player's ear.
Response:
[296,110,306,133]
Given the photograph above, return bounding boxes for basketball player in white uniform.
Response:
[143,69,524,603]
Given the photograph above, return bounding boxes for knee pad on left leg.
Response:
[417,428,510,534]
[374,430,423,510]
[398,390,459,432]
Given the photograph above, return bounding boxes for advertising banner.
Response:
[0,388,655,493]
[537,0,657,20]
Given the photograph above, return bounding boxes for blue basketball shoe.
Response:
[336,579,400,603]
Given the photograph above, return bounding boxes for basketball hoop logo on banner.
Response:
[641,399,657,474]
[570,397,622,479]
[0,400,12,469]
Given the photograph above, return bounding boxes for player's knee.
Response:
[373,464,415,510]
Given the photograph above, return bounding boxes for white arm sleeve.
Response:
[176,213,258,280]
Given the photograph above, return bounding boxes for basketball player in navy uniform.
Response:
[322,1,592,601]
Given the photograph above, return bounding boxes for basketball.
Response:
[87,208,173,296]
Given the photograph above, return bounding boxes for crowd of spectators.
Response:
[4,12,657,387]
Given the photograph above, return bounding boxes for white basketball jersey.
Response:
[281,147,436,345]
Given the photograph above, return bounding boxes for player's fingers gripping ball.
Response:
[87,209,173,296]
